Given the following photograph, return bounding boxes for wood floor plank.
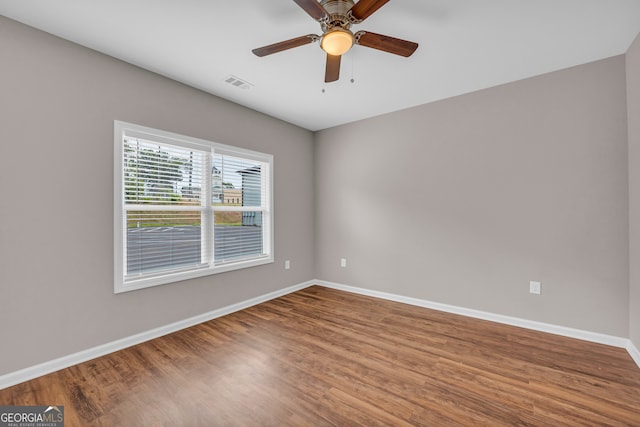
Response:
[1,285,639,426]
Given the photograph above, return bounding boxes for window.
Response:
[114,121,273,293]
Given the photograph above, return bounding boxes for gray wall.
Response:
[315,56,630,336]
[0,16,315,375]
[629,33,640,348]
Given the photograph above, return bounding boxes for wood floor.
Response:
[1,286,640,426]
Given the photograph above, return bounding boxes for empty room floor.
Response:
[1,286,639,425]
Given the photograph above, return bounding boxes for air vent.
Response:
[224,75,253,90]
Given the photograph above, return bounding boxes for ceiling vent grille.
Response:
[224,75,253,90]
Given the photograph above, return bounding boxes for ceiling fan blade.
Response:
[252,34,319,57]
[325,54,341,82]
[349,0,390,21]
[293,0,328,21]
[355,31,418,57]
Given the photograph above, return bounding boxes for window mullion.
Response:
[202,149,213,265]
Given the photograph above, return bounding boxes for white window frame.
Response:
[114,121,273,293]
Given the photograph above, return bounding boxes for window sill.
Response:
[114,255,274,294]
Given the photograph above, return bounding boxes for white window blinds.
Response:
[123,138,208,278]
[212,153,269,264]
[114,121,273,293]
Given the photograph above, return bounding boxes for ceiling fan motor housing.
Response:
[320,0,357,31]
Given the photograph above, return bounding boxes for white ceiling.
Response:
[1,0,640,131]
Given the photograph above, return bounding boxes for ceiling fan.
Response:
[252,0,419,83]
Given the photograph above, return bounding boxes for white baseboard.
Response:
[0,280,316,390]
[627,340,640,367]
[315,280,639,366]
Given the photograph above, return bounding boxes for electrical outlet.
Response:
[285,260,290,270]
[340,258,347,268]
[529,281,541,295]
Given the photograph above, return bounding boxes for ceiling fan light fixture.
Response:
[321,28,354,56]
